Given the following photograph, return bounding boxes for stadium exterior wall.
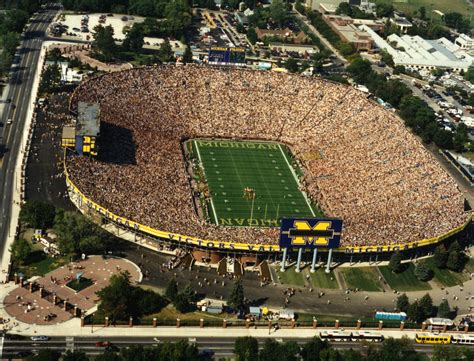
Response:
[64,155,473,255]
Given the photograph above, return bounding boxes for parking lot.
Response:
[51,13,185,51]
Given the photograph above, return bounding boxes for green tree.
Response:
[446,249,464,272]
[453,123,468,152]
[173,284,195,313]
[434,245,448,268]
[158,39,174,63]
[300,337,330,361]
[284,57,299,73]
[96,271,166,321]
[91,24,117,62]
[161,0,192,39]
[414,262,433,282]
[97,271,135,321]
[236,22,245,34]
[260,339,300,361]
[376,337,423,361]
[393,65,406,75]
[47,48,64,63]
[247,27,257,44]
[407,300,424,323]
[419,293,433,319]
[228,278,245,310]
[336,3,353,17]
[465,66,474,84]
[269,0,289,28]
[165,278,178,301]
[234,336,259,361]
[2,9,29,32]
[418,6,426,20]
[396,293,410,313]
[19,201,56,230]
[338,41,356,56]
[375,3,394,17]
[347,57,372,84]
[123,24,144,52]
[182,44,193,64]
[388,251,403,273]
[433,129,454,149]
[39,63,62,94]
[432,345,468,361]
[9,238,32,264]
[444,12,469,32]
[54,211,112,255]
[437,299,451,319]
[380,50,394,67]
[94,352,122,361]
[62,350,90,361]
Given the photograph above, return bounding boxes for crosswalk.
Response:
[0,335,4,359]
[65,336,74,352]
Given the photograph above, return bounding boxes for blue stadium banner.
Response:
[208,47,246,65]
[279,218,343,249]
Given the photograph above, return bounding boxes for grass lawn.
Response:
[339,267,383,292]
[374,0,474,25]
[16,251,68,278]
[66,277,94,292]
[465,259,474,274]
[144,304,233,323]
[191,139,322,227]
[277,266,306,287]
[422,258,469,287]
[378,264,431,291]
[310,268,339,289]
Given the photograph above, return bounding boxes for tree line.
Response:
[0,0,46,77]
[11,201,117,266]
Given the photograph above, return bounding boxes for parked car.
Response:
[96,341,112,347]
[30,335,49,341]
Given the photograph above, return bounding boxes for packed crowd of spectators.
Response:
[66,65,470,247]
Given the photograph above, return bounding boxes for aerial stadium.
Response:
[63,65,472,264]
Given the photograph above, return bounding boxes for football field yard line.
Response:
[277,144,316,217]
[250,151,277,217]
[194,140,219,225]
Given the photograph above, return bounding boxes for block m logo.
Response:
[287,220,335,247]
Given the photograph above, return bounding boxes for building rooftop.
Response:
[62,125,75,139]
[77,102,100,136]
[360,25,474,70]
[391,16,412,27]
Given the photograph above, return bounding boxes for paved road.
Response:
[0,335,454,359]
[0,7,58,274]
[293,9,348,64]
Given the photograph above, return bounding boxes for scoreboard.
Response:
[279,218,343,249]
[208,47,246,65]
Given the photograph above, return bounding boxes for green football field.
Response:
[191,139,322,227]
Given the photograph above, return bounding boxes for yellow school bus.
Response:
[415,333,451,344]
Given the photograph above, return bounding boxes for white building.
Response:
[360,25,474,72]
[390,15,413,34]
[455,34,474,52]
[358,0,376,15]
[305,0,347,11]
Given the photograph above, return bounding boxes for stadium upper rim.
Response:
[64,65,472,254]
